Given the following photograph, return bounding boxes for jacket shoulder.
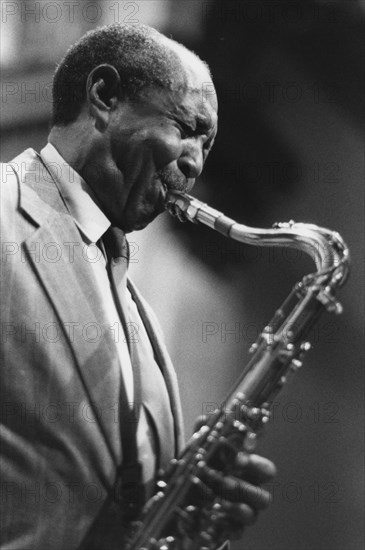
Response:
[7,147,38,165]
[1,160,21,215]
[1,148,38,194]
[1,148,55,239]
[1,148,64,230]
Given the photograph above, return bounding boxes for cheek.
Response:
[146,130,182,167]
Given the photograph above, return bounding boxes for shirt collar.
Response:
[40,142,111,243]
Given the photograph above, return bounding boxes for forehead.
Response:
[137,80,218,135]
[176,48,218,113]
[161,68,218,131]
[134,41,218,129]
[173,85,218,133]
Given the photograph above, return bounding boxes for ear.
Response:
[86,64,122,128]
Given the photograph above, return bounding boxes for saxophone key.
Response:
[262,326,275,346]
[207,432,220,444]
[240,405,261,422]
[156,480,167,490]
[260,407,272,424]
[233,419,247,430]
[249,342,258,354]
[290,359,303,371]
[155,536,179,550]
[300,341,312,355]
[243,431,257,451]
[247,407,261,420]
[275,376,287,389]
[277,342,295,361]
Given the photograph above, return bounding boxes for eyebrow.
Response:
[196,114,210,130]
[195,114,216,137]
[173,104,216,139]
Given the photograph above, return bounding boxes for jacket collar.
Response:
[10,147,68,226]
[12,148,123,464]
[39,143,110,244]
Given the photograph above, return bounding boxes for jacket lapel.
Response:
[16,150,122,464]
[127,279,185,457]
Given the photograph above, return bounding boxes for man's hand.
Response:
[199,451,276,539]
[190,417,277,541]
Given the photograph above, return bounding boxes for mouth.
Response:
[160,181,188,213]
[155,169,194,215]
[160,179,192,198]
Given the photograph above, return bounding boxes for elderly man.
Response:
[0,24,275,549]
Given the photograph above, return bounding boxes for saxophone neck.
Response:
[165,191,350,289]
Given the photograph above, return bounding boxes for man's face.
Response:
[89,63,218,232]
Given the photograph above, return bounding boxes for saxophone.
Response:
[127,191,350,550]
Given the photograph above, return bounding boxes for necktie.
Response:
[101,226,141,410]
[102,226,129,286]
[102,226,144,520]
[102,226,134,347]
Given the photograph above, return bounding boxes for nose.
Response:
[177,141,204,180]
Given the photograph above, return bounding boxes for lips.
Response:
[154,169,193,216]
[156,167,188,192]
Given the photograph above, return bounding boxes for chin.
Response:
[130,221,150,232]
[124,210,161,233]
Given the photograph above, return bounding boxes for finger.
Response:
[200,466,272,510]
[207,501,256,541]
[193,415,208,432]
[235,453,277,484]
[219,500,258,527]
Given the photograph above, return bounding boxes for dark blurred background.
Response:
[1,2,364,549]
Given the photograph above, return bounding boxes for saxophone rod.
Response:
[165,190,350,284]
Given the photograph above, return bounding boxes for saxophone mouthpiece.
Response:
[165,191,194,222]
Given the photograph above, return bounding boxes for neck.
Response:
[48,120,94,174]
[48,119,122,226]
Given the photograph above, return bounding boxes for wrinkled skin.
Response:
[50,50,218,233]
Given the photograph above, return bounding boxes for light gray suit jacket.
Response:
[0,149,184,549]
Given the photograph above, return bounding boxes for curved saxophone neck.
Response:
[165,191,350,289]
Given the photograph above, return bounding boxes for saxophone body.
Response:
[127,192,350,550]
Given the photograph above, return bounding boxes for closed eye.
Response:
[176,117,216,158]
[178,121,195,139]
[178,120,214,145]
